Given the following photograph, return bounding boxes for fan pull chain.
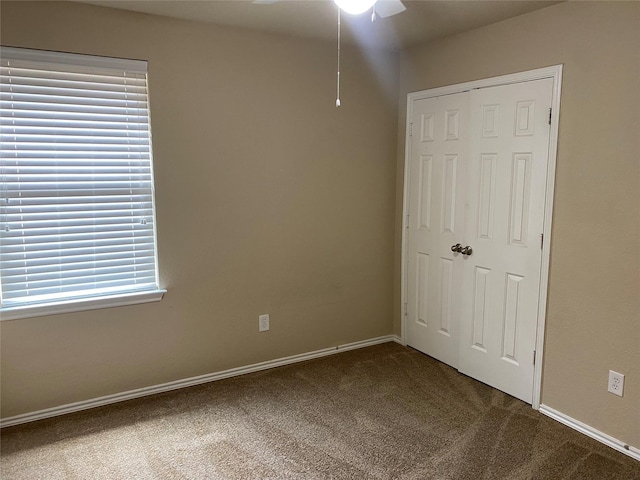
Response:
[336,7,341,107]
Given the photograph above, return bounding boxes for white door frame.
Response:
[400,65,563,410]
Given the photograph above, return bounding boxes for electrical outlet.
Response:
[259,314,270,332]
[608,370,624,397]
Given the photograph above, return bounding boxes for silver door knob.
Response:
[461,246,473,255]
[451,244,462,253]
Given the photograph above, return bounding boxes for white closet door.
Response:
[405,77,554,404]
[406,93,468,368]
[457,78,553,403]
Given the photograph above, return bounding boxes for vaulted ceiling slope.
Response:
[77,1,562,50]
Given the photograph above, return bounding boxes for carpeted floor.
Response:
[1,342,639,479]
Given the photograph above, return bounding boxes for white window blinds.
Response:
[0,47,161,311]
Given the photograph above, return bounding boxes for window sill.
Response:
[0,289,167,321]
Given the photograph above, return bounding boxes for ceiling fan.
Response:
[334,0,406,20]
[255,1,407,107]
[255,0,406,21]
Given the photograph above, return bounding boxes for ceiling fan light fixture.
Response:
[333,0,376,15]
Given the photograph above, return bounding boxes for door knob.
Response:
[451,243,462,253]
[461,246,473,255]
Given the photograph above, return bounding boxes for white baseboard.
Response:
[539,404,640,462]
[1,335,399,429]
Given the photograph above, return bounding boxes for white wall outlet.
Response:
[607,370,624,397]
[258,314,270,332]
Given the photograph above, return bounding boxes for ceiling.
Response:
[78,0,561,50]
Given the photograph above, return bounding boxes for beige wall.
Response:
[0,1,398,417]
[395,1,639,447]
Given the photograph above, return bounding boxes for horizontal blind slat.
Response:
[1,247,156,267]
[0,111,149,124]
[1,76,147,94]
[1,134,150,143]
[2,120,149,128]
[0,66,147,84]
[3,206,153,218]
[1,238,156,255]
[2,262,157,287]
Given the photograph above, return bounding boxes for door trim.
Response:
[400,65,563,410]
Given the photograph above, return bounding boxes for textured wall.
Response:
[0,1,398,417]
[395,1,640,448]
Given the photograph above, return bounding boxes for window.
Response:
[1,47,164,320]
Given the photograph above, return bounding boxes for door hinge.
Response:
[533,350,537,366]
[548,108,552,125]
[540,233,544,249]
[406,214,410,229]
[404,302,408,316]
[408,123,413,137]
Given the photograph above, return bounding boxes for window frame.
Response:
[0,47,165,321]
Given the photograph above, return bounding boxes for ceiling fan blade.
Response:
[374,0,406,18]
[252,0,280,4]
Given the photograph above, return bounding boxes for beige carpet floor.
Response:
[1,342,639,479]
